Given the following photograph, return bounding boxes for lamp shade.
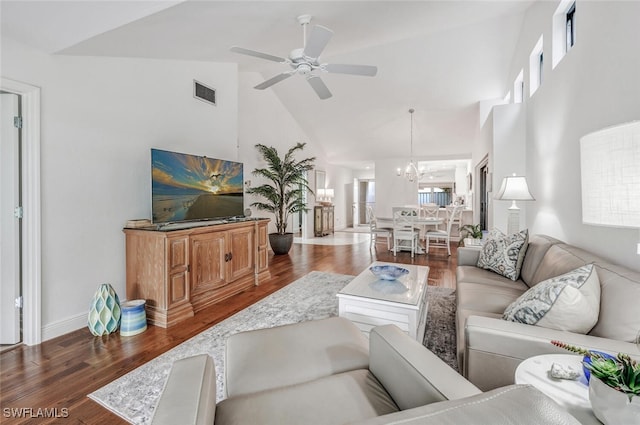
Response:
[495,175,535,201]
[325,188,334,198]
[580,121,640,228]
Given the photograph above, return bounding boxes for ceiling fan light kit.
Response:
[230,14,377,99]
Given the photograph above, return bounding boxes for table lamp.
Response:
[495,174,535,235]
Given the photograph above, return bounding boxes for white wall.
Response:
[492,103,527,233]
[238,72,317,238]
[504,1,640,271]
[374,158,418,217]
[1,38,239,340]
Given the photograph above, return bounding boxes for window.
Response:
[529,36,544,96]
[538,51,544,85]
[566,3,576,51]
[552,0,576,68]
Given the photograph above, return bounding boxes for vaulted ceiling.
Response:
[1,1,532,169]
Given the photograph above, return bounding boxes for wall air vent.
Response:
[193,80,216,106]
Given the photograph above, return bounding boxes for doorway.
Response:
[478,158,490,231]
[1,78,41,346]
[1,91,22,347]
[352,179,375,227]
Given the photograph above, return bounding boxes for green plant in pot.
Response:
[458,223,482,246]
[551,340,640,424]
[247,143,315,255]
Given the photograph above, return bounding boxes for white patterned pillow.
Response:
[476,229,529,281]
[503,264,601,333]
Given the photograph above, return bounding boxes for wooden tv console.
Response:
[123,218,270,328]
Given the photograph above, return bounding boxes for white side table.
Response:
[515,354,602,424]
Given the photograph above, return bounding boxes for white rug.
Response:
[294,232,370,245]
[88,271,457,425]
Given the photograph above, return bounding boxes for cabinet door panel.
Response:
[169,272,188,306]
[191,232,226,294]
[169,238,188,270]
[167,236,189,307]
[228,227,254,281]
[257,222,269,272]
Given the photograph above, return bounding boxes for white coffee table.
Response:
[337,261,429,341]
[515,354,601,425]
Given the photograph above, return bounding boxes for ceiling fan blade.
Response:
[230,46,287,63]
[307,75,332,100]
[303,25,333,59]
[254,72,294,90]
[324,63,378,77]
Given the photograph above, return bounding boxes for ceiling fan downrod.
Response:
[297,14,312,48]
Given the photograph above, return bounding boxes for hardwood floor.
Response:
[0,240,458,424]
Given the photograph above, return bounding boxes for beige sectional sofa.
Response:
[457,234,640,391]
[152,317,580,425]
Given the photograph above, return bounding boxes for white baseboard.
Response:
[42,312,87,342]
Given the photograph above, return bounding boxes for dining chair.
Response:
[420,204,441,230]
[366,205,392,250]
[444,204,463,234]
[425,205,462,256]
[392,206,420,258]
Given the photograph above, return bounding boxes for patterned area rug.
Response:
[88,271,457,425]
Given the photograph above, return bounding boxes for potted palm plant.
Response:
[247,143,315,255]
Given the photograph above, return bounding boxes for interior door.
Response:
[0,92,21,345]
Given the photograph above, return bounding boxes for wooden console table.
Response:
[123,218,270,327]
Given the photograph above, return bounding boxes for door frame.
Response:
[476,155,490,231]
[1,78,42,346]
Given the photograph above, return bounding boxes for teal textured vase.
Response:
[88,283,122,336]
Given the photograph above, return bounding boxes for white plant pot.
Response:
[589,376,640,425]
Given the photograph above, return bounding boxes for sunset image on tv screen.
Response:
[151,149,244,223]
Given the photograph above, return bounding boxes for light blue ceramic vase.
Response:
[88,283,121,336]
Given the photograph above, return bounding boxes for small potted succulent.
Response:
[551,340,640,424]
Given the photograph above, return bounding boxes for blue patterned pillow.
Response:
[476,229,529,281]
[503,264,601,333]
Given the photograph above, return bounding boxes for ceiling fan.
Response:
[230,14,377,100]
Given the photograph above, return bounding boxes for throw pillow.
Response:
[476,229,529,281]
[502,264,601,334]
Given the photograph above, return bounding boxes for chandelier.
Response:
[397,108,424,182]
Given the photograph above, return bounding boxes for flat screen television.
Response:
[151,148,244,224]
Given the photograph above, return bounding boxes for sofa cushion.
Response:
[456,281,527,314]
[214,369,398,425]
[519,235,562,287]
[589,262,640,342]
[457,266,528,292]
[529,244,597,287]
[503,264,600,334]
[477,229,529,281]
[349,385,582,425]
[224,317,369,397]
